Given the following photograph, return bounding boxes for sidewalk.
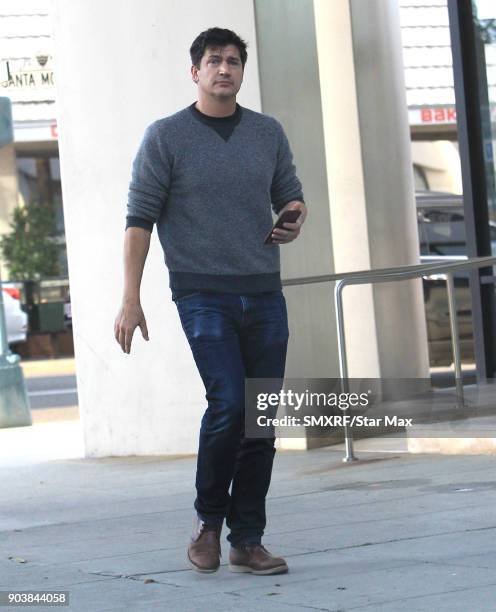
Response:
[19,357,76,379]
[1,420,496,611]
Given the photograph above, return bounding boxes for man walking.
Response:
[114,27,307,575]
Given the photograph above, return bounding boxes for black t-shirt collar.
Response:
[189,102,242,125]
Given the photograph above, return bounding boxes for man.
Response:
[114,27,307,575]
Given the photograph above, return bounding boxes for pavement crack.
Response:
[344,578,496,610]
[284,602,334,611]
[419,558,493,571]
[88,570,185,587]
[280,523,496,557]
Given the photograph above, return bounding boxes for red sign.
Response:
[420,107,456,123]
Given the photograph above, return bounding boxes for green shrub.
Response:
[0,202,60,280]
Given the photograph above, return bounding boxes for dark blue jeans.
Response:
[175,290,289,546]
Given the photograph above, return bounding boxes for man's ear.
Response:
[191,65,198,83]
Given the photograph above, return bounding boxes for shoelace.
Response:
[198,520,220,534]
[196,521,221,554]
[242,544,268,553]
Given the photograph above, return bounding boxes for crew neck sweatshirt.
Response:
[126,103,304,300]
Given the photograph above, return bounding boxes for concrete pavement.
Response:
[1,420,496,611]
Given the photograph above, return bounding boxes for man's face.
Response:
[191,44,244,99]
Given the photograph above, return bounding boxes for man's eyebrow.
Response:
[207,54,240,61]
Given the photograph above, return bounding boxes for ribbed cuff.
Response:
[125,215,153,232]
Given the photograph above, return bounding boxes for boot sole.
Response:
[187,553,220,574]
[228,563,289,575]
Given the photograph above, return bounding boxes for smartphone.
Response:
[263,210,302,245]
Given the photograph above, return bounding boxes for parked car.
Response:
[416,191,496,366]
[2,287,28,347]
[64,291,72,330]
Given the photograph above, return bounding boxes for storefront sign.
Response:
[0,57,55,90]
[409,106,457,126]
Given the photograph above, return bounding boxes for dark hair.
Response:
[190,27,248,68]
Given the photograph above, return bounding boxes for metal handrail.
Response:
[282,255,496,462]
[420,255,467,262]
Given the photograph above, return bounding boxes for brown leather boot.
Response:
[187,518,222,573]
[229,544,288,575]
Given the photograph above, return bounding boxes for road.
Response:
[18,358,79,418]
[25,374,78,409]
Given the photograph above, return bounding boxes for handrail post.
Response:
[334,280,358,462]
[446,272,465,410]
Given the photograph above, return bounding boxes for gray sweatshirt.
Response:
[126,103,304,298]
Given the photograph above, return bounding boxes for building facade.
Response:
[46,0,495,456]
[0,0,66,279]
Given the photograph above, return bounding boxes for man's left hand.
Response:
[270,200,307,244]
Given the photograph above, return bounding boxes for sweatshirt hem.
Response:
[169,271,282,296]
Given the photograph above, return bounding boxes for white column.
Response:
[313,0,430,379]
[51,0,262,456]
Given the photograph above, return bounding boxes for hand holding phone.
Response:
[264,209,302,245]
